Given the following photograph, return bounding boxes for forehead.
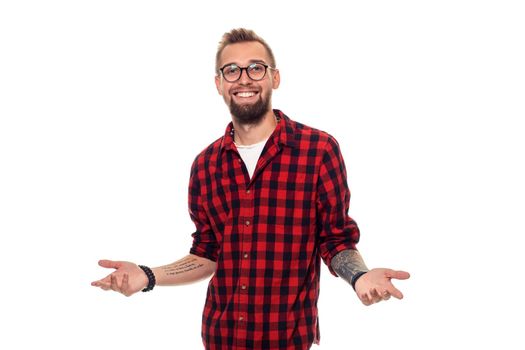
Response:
[219,41,270,67]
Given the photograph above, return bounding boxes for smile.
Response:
[233,90,259,98]
[237,92,256,97]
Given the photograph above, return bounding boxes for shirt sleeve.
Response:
[188,156,219,262]
[316,135,360,276]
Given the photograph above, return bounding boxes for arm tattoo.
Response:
[162,257,204,276]
[331,249,369,285]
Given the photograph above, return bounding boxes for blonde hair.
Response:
[215,28,276,74]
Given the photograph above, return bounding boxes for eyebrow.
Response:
[221,59,268,68]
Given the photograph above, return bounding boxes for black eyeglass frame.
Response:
[219,62,273,82]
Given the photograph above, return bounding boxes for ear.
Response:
[271,69,280,89]
[215,75,223,95]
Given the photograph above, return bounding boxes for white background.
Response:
[1,1,524,349]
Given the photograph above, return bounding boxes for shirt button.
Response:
[246,189,251,194]
[245,220,250,226]
[239,316,244,321]
[237,158,242,163]
[241,284,247,290]
[243,253,249,259]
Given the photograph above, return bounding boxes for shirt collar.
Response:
[219,109,297,154]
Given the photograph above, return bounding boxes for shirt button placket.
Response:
[237,184,253,345]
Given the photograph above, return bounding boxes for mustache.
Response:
[230,87,261,94]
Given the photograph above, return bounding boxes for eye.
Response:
[224,65,239,76]
[249,63,263,72]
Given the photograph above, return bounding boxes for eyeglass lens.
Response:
[222,63,267,82]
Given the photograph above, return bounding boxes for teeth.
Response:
[237,92,256,98]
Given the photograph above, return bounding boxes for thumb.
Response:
[98,259,122,269]
[386,270,410,280]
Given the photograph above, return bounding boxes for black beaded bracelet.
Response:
[138,265,156,292]
[351,271,368,290]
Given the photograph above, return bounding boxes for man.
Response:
[92,28,410,350]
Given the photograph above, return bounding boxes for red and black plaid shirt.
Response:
[189,110,360,350]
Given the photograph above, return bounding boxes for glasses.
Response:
[219,62,272,82]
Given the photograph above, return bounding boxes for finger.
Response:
[92,274,111,288]
[381,290,391,301]
[110,274,120,292]
[121,274,130,296]
[360,293,372,306]
[91,280,111,290]
[98,260,123,269]
[373,289,384,303]
[386,285,404,299]
[369,289,381,304]
[358,291,369,305]
[386,270,410,280]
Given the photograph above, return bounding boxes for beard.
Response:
[229,93,271,126]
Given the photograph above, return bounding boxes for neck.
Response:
[232,109,277,146]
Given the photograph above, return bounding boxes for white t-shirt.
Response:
[235,138,268,178]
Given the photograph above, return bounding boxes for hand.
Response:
[354,268,410,306]
[91,260,148,297]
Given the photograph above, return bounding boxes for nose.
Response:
[238,68,252,84]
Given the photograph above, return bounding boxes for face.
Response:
[215,41,280,125]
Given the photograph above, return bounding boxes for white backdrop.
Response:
[1,1,524,349]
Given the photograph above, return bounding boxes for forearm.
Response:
[331,249,369,286]
[152,254,216,286]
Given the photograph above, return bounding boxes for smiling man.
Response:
[92,28,410,350]
[215,37,280,147]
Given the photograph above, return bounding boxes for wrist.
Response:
[351,271,367,290]
[138,265,156,292]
